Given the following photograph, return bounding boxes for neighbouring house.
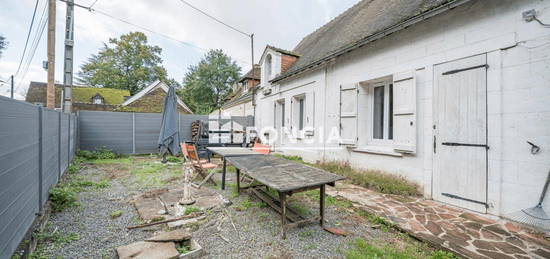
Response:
[25,81,130,112]
[255,0,550,218]
[219,65,261,117]
[119,80,193,114]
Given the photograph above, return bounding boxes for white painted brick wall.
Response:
[255,0,550,216]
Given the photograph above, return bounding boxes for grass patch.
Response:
[273,154,306,164]
[165,156,181,163]
[237,198,267,210]
[77,148,117,160]
[317,161,420,196]
[343,238,457,259]
[184,206,200,215]
[85,158,133,165]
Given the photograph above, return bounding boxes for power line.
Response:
[62,0,251,64]
[88,0,99,8]
[14,0,48,92]
[176,0,250,37]
[15,0,40,77]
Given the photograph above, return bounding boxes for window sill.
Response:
[351,146,403,157]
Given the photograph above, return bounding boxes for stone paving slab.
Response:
[327,183,550,259]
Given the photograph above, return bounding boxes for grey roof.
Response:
[222,91,253,109]
[239,65,261,82]
[273,0,463,82]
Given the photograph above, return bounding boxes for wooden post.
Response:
[279,192,287,239]
[46,0,56,109]
[320,185,325,227]
[236,168,240,194]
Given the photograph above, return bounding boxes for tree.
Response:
[77,32,168,95]
[178,49,241,114]
[0,35,7,58]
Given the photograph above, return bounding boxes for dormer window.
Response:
[265,54,272,79]
[92,93,104,104]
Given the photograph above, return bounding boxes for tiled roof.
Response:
[273,0,462,82]
[240,65,261,81]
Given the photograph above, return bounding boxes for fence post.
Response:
[37,107,43,215]
[58,112,61,180]
[67,115,70,167]
[132,112,136,154]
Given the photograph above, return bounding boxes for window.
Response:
[369,83,393,142]
[265,54,272,79]
[291,95,306,132]
[274,99,285,129]
[92,94,104,105]
[298,98,304,130]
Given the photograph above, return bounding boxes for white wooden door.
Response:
[433,54,488,213]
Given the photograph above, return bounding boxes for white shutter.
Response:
[392,71,416,153]
[305,91,315,136]
[340,84,358,145]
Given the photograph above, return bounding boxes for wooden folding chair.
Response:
[180,143,218,188]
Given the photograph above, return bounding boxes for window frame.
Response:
[291,94,306,136]
[366,81,394,147]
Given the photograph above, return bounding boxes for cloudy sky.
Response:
[0,0,358,99]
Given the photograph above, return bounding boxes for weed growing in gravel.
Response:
[304,243,317,250]
[184,206,200,215]
[34,231,80,248]
[367,215,394,232]
[298,229,314,240]
[49,187,79,212]
[176,243,190,254]
[110,210,123,218]
[77,148,117,160]
[238,198,267,210]
[344,238,452,259]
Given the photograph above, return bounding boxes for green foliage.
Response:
[317,161,421,196]
[273,154,305,163]
[165,156,181,163]
[0,35,7,58]
[77,31,169,95]
[178,49,241,114]
[34,232,80,247]
[176,244,190,254]
[77,148,117,160]
[184,206,200,215]
[430,250,458,259]
[238,198,267,210]
[49,187,78,212]
[110,210,123,218]
[67,162,82,174]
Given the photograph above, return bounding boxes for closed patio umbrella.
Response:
[158,85,180,161]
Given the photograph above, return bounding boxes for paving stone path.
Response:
[326,183,550,259]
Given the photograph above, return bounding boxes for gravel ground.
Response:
[33,156,437,259]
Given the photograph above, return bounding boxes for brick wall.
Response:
[281,54,298,73]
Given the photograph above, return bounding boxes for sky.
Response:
[0,0,359,99]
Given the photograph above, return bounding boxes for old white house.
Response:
[255,0,550,217]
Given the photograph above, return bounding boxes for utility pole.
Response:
[250,33,256,126]
[10,75,14,99]
[46,0,56,109]
[62,0,74,113]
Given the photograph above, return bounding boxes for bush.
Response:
[49,187,78,212]
[77,148,117,160]
[166,156,181,163]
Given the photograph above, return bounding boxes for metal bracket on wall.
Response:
[442,64,488,75]
[441,193,488,208]
[441,142,489,149]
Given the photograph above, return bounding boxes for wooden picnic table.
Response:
[225,155,345,239]
[206,147,263,190]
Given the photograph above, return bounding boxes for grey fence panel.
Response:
[78,111,133,154]
[134,113,162,154]
[60,114,69,175]
[180,115,209,142]
[42,110,60,200]
[0,97,40,259]
[69,115,76,161]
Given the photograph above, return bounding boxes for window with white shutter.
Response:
[339,84,358,145]
[304,91,315,136]
[392,71,417,153]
